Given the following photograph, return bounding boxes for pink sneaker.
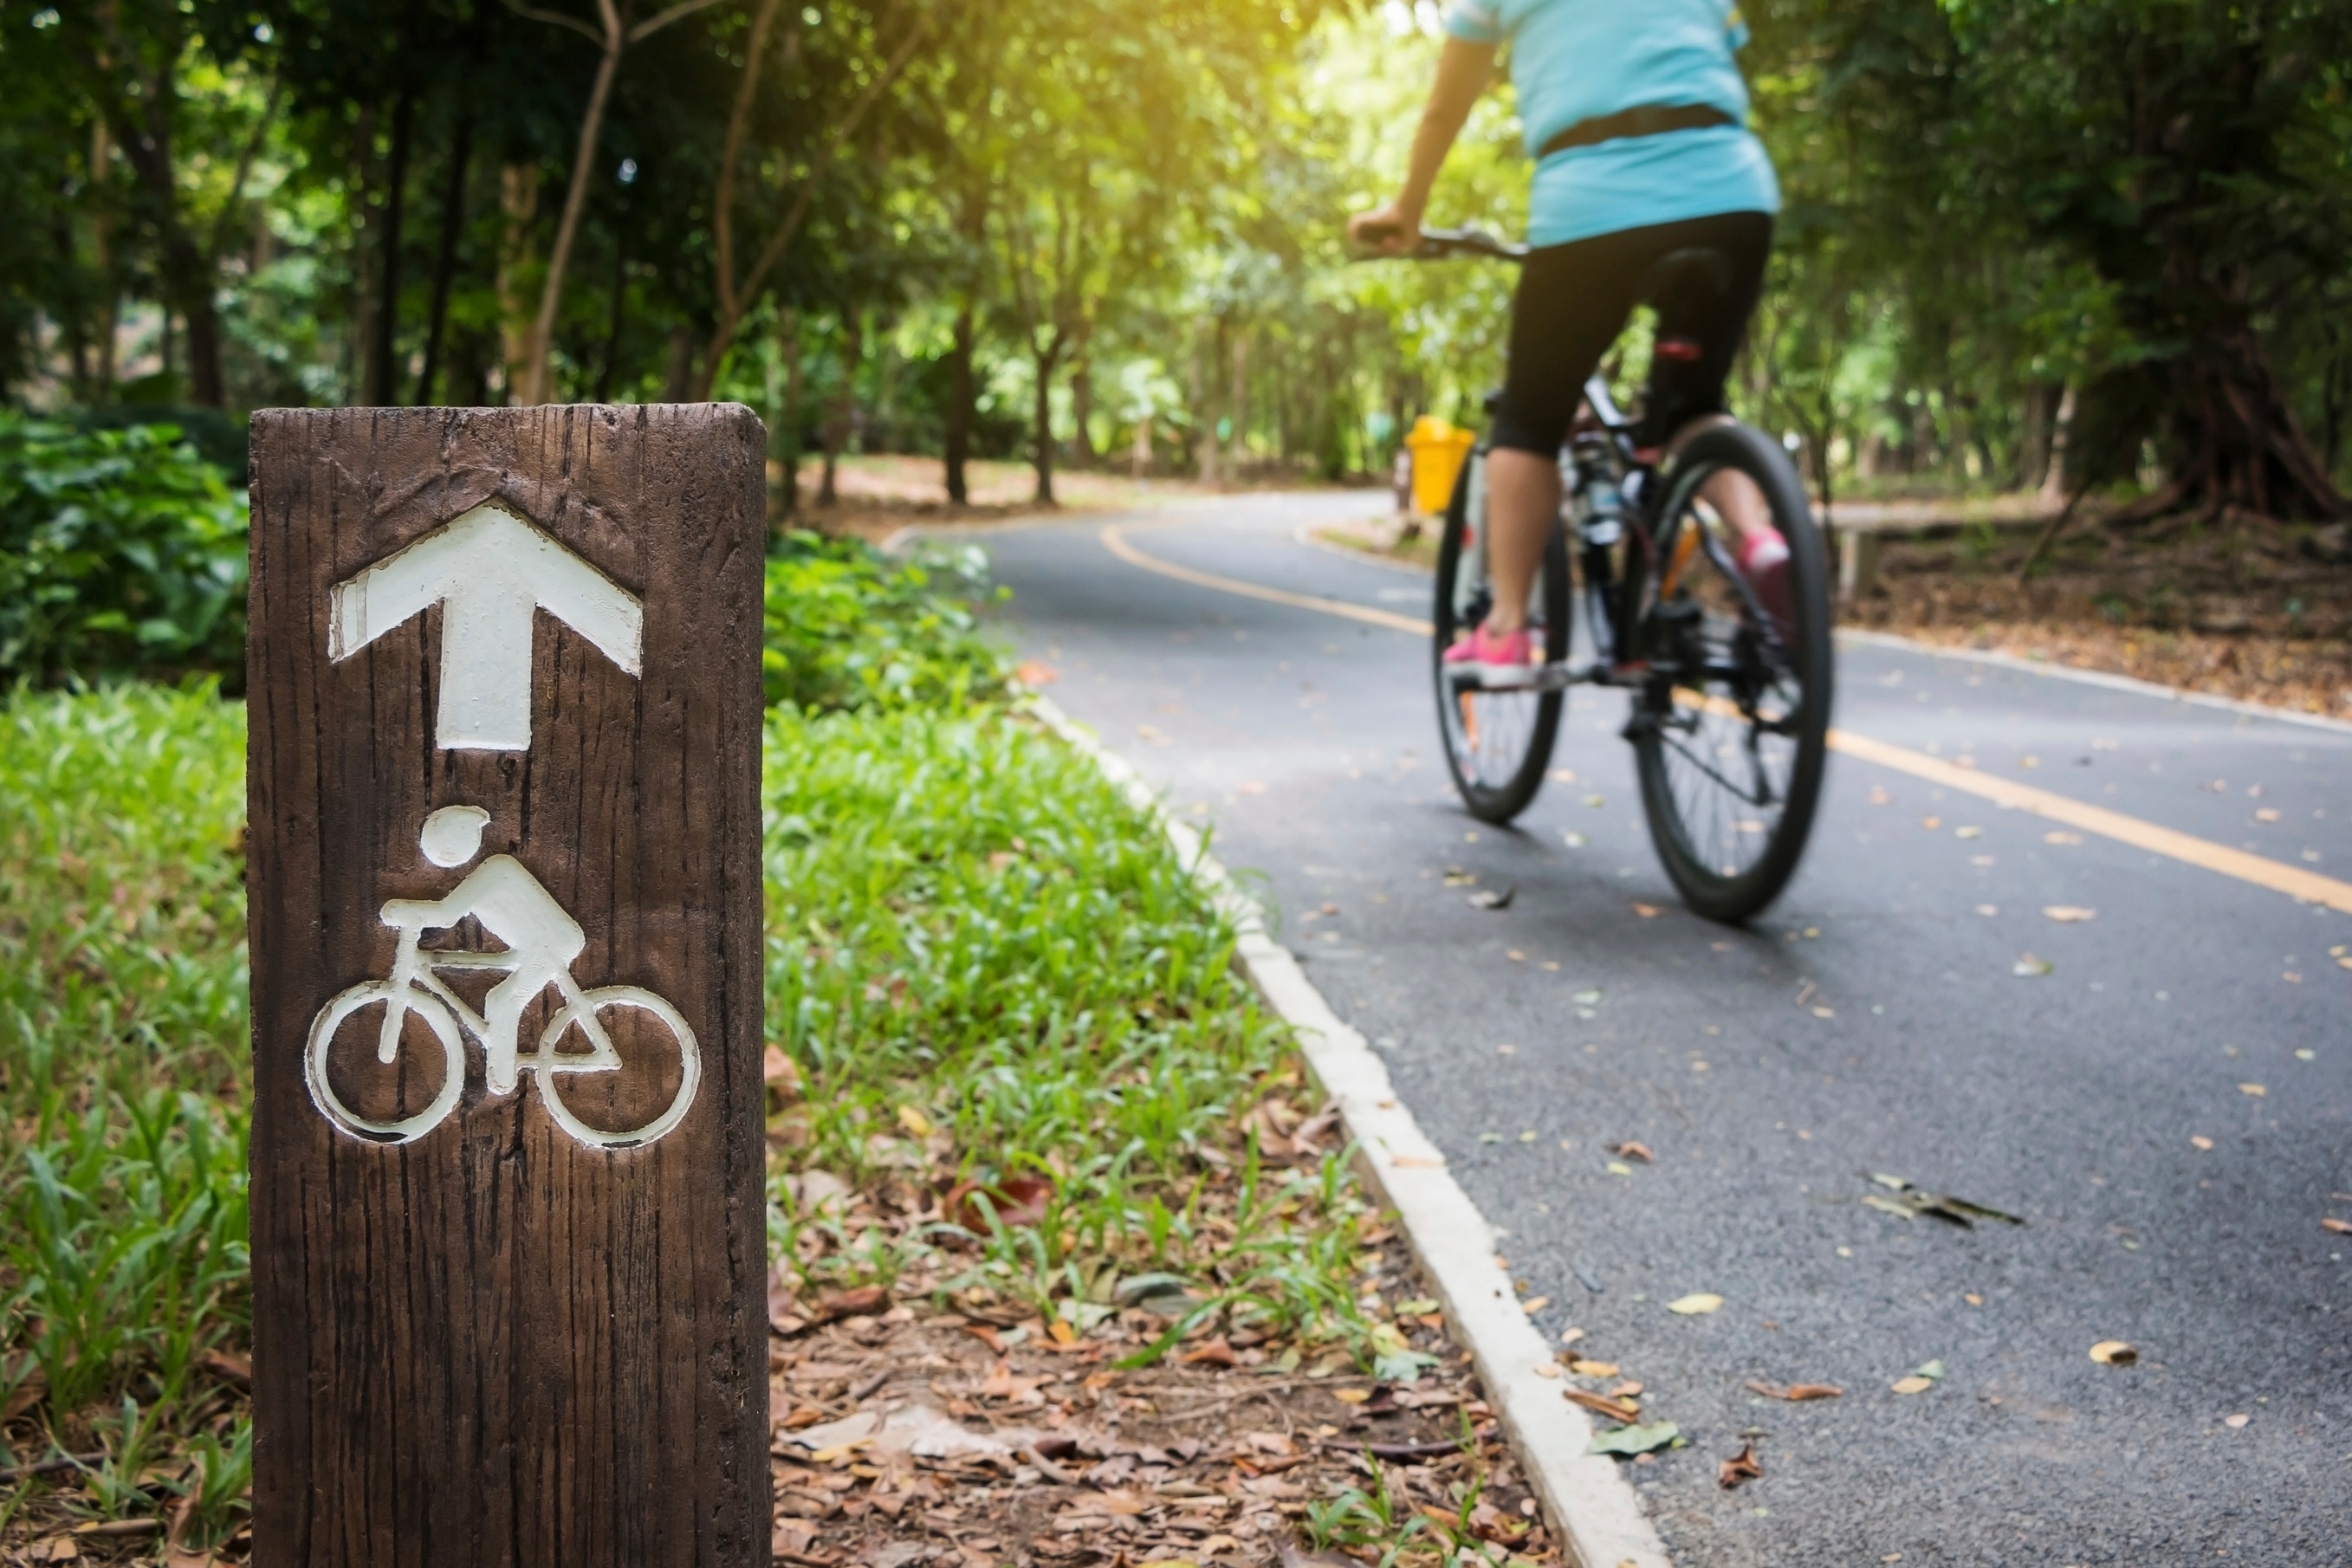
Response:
[1443,622,1534,685]
[1736,529,1795,641]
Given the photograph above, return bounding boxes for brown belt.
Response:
[1537,103,1736,160]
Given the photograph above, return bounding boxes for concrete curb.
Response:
[1027,694,1673,1568]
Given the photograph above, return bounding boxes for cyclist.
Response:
[1351,0,1792,671]
[381,805,586,1095]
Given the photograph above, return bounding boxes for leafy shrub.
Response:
[0,414,249,686]
[761,530,1007,712]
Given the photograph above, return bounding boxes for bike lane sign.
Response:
[246,405,769,1566]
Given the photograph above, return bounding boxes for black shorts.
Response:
[1488,211,1772,457]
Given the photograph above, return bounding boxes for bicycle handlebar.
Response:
[1349,224,1530,264]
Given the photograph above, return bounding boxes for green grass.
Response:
[0,678,1380,1537]
[761,703,1377,1353]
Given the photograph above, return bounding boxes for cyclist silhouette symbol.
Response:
[304,805,699,1149]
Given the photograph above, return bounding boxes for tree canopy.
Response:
[3,0,2346,516]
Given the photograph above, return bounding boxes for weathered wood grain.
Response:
[245,405,769,1567]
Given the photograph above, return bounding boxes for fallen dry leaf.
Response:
[2239,1083,2267,1098]
[1667,1293,1724,1316]
[1013,661,1059,687]
[1746,1379,1842,1402]
[1563,1389,1643,1423]
[2322,1217,2352,1235]
[1331,1387,1371,1405]
[1569,1359,1618,1377]
[2224,1413,2251,1429]
[1607,1140,1655,1163]
[1717,1442,1764,1490]
[1631,903,1665,918]
[2191,1136,2214,1150]
[1180,1337,1238,1369]
[1889,1376,1934,1396]
[812,1284,889,1322]
[896,1105,933,1138]
[1921,816,1941,830]
[2089,1341,2138,1365]
[2042,905,2097,923]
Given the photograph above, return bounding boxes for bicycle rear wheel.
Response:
[1628,422,1832,923]
[1432,446,1571,824]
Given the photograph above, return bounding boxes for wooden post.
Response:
[244,405,770,1567]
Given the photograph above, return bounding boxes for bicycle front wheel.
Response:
[305,982,464,1144]
[1432,445,1571,824]
[1629,421,1832,923]
[534,987,702,1150]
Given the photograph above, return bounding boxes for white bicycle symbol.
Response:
[304,807,699,1150]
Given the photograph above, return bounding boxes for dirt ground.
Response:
[1837,515,2352,718]
[779,456,1214,547]
[1315,509,2352,720]
[761,1254,1560,1568]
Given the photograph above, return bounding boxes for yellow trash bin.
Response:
[1404,417,1476,516]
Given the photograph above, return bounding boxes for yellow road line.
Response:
[1099,521,2352,917]
[1100,522,1432,636]
[1824,729,2352,914]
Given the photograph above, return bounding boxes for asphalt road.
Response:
[969,490,2351,1568]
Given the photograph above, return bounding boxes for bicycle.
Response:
[1390,227,1832,923]
[305,914,701,1150]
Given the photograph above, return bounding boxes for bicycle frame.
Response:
[378,922,620,1094]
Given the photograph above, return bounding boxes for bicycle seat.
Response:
[1636,246,1731,305]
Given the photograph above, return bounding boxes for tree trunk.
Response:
[107,93,226,405]
[1194,319,1221,486]
[366,87,416,407]
[415,100,474,405]
[592,221,629,402]
[1131,416,1151,480]
[2161,328,2346,520]
[943,304,976,505]
[91,120,119,394]
[1069,360,1095,467]
[1031,332,1063,506]
[662,323,697,401]
[519,36,624,405]
[775,314,804,516]
[819,315,863,509]
[1227,327,1249,479]
[496,163,539,401]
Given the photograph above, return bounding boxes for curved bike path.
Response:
[969,491,2351,1568]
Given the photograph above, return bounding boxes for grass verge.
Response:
[1,552,1554,1564]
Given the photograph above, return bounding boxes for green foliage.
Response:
[761,701,1380,1358]
[0,684,249,1471]
[0,656,1381,1483]
[0,417,249,686]
[761,533,1008,712]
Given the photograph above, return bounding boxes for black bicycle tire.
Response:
[1630,421,1833,923]
[1430,445,1571,825]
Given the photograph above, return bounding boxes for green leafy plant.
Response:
[761,533,1008,713]
[0,416,249,685]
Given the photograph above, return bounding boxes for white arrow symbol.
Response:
[328,502,643,751]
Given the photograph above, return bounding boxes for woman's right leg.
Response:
[1477,234,1641,645]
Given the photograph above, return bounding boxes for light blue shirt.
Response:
[1443,0,1779,247]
